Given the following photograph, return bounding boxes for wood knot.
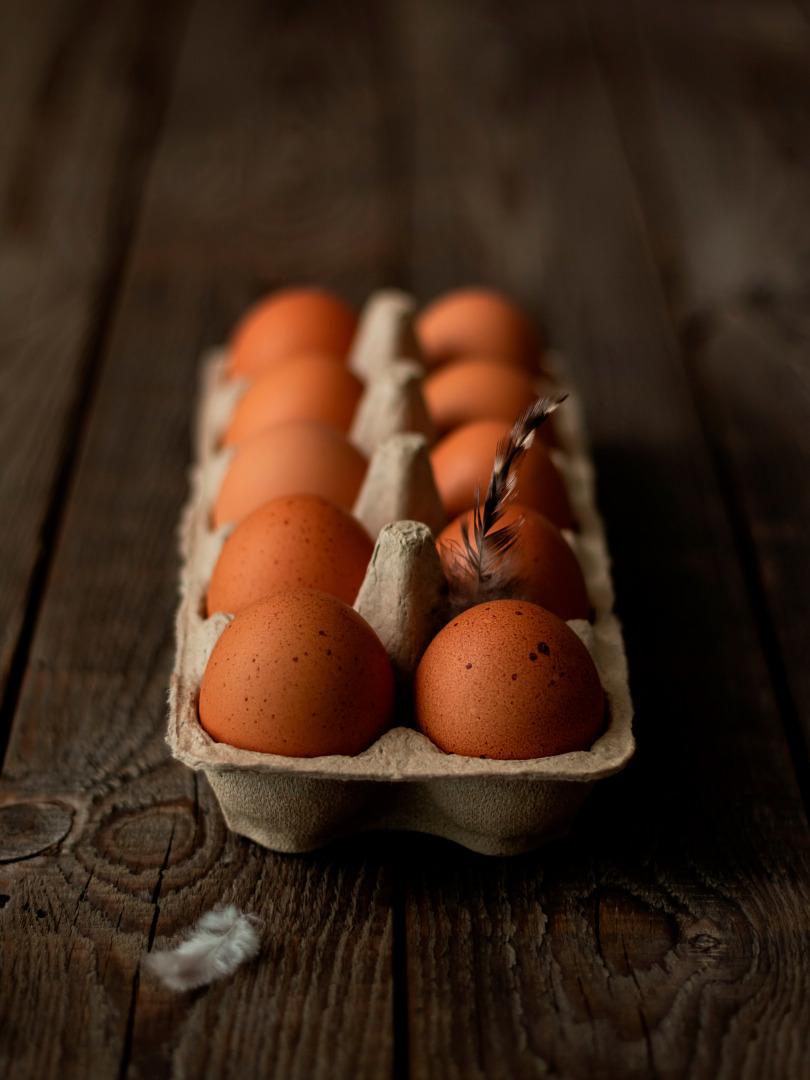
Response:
[684,919,726,956]
[0,801,73,862]
[688,933,723,952]
[93,799,197,872]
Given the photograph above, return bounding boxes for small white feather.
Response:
[145,905,262,991]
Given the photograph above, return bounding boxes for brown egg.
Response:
[207,494,374,616]
[423,358,552,441]
[413,599,604,760]
[430,350,538,374]
[228,287,357,381]
[214,420,367,528]
[223,355,364,445]
[199,589,395,756]
[429,419,575,528]
[438,504,589,622]
[416,287,541,373]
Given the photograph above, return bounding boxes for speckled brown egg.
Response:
[416,287,541,373]
[423,359,553,441]
[223,355,363,445]
[227,287,358,381]
[438,504,590,622]
[413,599,604,760]
[206,494,374,616]
[199,589,395,756]
[213,420,368,528]
[429,419,575,528]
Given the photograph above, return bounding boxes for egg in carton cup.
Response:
[168,290,634,856]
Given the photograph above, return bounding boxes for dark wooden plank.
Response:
[585,0,810,759]
[0,0,189,757]
[0,0,402,1076]
[689,312,810,765]
[402,1,810,1076]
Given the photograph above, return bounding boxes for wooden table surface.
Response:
[2,1,810,1077]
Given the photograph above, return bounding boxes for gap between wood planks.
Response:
[0,0,193,771]
[580,0,810,819]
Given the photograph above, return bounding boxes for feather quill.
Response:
[145,905,262,991]
[445,394,568,614]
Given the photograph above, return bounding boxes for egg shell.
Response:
[438,504,590,622]
[430,419,575,528]
[213,420,367,528]
[228,287,357,381]
[223,354,362,445]
[207,494,374,616]
[413,600,604,760]
[423,357,552,440]
[199,589,395,757]
[417,287,541,373]
[428,350,537,375]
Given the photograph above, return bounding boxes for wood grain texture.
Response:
[401,0,810,1076]
[690,311,810,761]
[0,1,401,1077]
[0,779,393,1080]
[0,800,72,860]
[3,1,810,1077]
[0,0,188,740]
[585,0,810,764]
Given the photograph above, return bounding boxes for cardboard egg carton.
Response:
[168,290,634,856]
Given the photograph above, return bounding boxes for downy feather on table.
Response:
[145,905,262,991]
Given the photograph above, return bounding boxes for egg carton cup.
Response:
[168,291,635,856]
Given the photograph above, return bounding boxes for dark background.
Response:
[1,1,810,1077]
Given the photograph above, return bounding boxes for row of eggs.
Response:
[199,286,605,761]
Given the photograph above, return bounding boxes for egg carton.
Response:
[167,290,635,856]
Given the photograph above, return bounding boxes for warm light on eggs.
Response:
[199,284,605,763]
